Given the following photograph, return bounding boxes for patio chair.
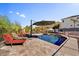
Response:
[3,34,27,47]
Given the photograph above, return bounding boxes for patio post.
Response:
[30,19,32,37]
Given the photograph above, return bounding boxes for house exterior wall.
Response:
[60,16,79,29]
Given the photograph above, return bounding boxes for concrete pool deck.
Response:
[0,38,59,56]
[0,37,79,56]
[55,37,79,56]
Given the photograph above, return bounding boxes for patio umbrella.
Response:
[33,21,55,26]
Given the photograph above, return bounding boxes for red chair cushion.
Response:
[3,34,26,44]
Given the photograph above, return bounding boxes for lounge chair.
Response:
[3,34,27,46]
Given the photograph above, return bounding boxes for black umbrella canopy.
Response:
[33,21,55,26]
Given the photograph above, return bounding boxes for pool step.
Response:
[55,36,67,46]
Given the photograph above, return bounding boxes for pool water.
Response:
[39,34,66,46]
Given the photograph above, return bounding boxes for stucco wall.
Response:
[60,17,79,29]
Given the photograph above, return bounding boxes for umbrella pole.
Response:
[30,20,32,37]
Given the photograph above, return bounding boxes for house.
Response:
[60,15,79,31]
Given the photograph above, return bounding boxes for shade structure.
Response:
[33,21,55,26]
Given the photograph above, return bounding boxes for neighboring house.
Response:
[60,15,79,31]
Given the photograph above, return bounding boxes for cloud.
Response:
[20,14,26,18]
[16,12,26,18]
[16,12,20,15]
[9,11,13,13]
[9,11,26,18]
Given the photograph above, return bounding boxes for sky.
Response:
[0,3,79,27]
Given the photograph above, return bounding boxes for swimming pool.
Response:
[39,34,66,46]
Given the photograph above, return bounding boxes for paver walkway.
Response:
[0,37,79,56]
[0,38,59,56]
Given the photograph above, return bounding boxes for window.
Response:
[62,20,64,22]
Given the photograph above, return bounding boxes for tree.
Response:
[33,21,55,33]
[53,24,60,29]
[11,22,21,33]
[52,23,60,32]
[0,16,22,34]
[0,16,12,34]
[24,26,30,33]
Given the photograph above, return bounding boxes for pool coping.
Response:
[54,34,79,56]
[52,34,69,56]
